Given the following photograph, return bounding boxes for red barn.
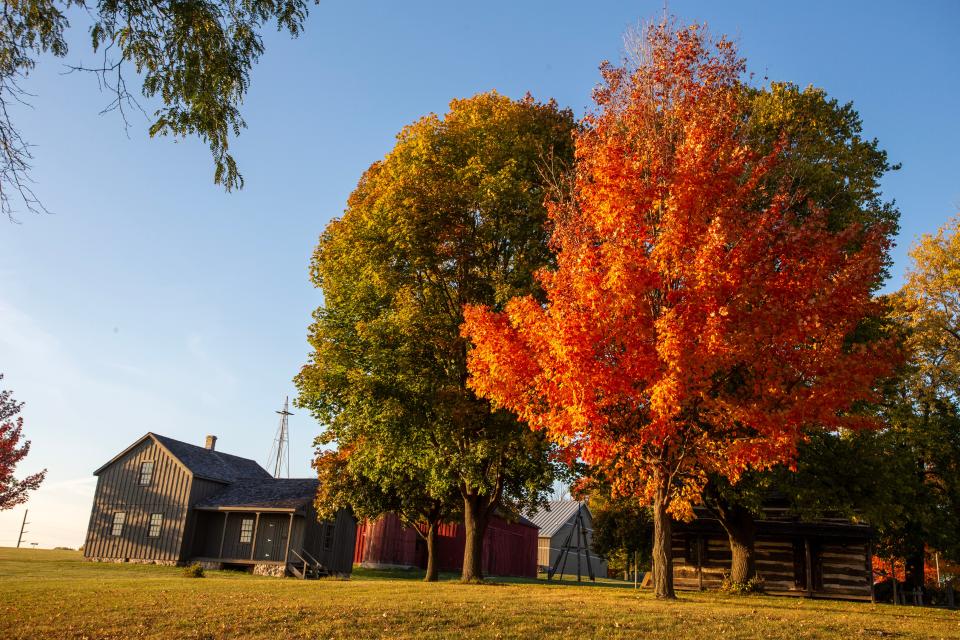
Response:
[354,512,538,578]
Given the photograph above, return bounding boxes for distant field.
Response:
[1,548,956,639]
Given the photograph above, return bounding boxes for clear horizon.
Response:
[1,1,957,548]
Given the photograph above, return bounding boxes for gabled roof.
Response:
[94,433,271,483]
[196,478,319,512]
[151,434,271,483]
[526,500,584,538]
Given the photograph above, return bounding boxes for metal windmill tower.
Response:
[266,396,293,478]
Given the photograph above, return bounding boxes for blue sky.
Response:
[1,1,957,548]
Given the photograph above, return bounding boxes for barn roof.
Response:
[196,478,320,512]
[93,433,272,483]
[526,500,583,538]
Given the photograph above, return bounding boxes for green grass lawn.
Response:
[1,548,956,639]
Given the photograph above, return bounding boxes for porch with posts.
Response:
[190,507,323,577]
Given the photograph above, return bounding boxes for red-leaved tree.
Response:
[461,21,895,599]
[1,375,46,510]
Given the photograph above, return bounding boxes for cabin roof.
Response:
[93,433,272,483]
[679,506,874,539]
[526,500,584,538]
[196,478,320,512]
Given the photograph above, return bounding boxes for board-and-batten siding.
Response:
[181,478,229,558]
[301,504,356,575]
[83,439,191,562]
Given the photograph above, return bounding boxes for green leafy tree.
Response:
[296,91,576,582]
[0,0,318,218]
[313,447,459,581]
[878,218,960,587]
[702,427,903,586]
[590,496,653,580]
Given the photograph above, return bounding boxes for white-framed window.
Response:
[148,513,163,538]
[239,518,254,544]
[138,461,154,485]
[111,512,126,537]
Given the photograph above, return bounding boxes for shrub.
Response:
[183,563,205,578]
[719,574,764,595]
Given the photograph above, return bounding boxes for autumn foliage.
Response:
[461,22,894,597]
[1,375,46,510]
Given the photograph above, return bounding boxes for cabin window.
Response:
[138,461,154,485]
[684,535,703,565]
[239,518,254,544]
[111,512,126,536]
[148,513,163,538]
[323,521,335,551]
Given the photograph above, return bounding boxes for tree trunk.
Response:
[651,485,675,599]
[462,493,490,582]
[718,503,757,584]
[905,547,925,592]
[424,522,438,582]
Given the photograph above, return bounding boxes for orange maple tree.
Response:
[461,21,894,598]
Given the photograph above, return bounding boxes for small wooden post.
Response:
[697,536,704,591]
[249,512,261,561]
[891,558,898,605]
[633,550,638,589]
[218,512,229,559]
[578,509,595,581]
[867,542,875,604]
[804,538,814,598]
[576,513,582,583]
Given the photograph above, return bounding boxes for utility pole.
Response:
[16,509,29,548]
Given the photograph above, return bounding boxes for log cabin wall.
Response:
[83,438,191,563]
[671,532,872,600]
[671,533,730,590]
[816,541,872,600]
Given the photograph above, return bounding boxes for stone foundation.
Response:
[196,560,224,571]
[253,562,287,577]
[128,558,178,566]
[86,557,178,566]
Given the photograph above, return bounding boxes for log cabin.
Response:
[83,432,355,578]
[672,507,874,600]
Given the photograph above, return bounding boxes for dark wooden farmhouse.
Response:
[672,507,874,600]
[526,500,608,578]
[83,432,355,577]
[354,511,539,578]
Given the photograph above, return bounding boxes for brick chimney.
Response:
[205,435,217,451]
